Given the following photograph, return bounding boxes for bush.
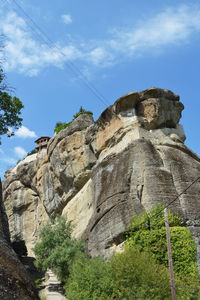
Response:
[65,256,114,300]
[73,107,93,120]
[126,204,199,277]
[54,121,72,134]
[111,247,171,300]
[34,206,200,299]
[33,215,84,282]
[54,107,93,134]
[65,247,175,300]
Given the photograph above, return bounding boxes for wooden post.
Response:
[164,208,176,300]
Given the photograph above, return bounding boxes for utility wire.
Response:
[3,1,200,228]
[4,0,110,108]
[127,175,200,233]
[3,0,129,121]
[165,176,200,211]
[150,175,200,224]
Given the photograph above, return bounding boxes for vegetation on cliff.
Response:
[124,205,200,299]
[33,215,84,282]
[33,207,200,299]
[126,204,198,278]
[54,106,93,134]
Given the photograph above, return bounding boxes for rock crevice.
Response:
[3,87,200,261]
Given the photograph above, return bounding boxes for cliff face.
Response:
[3,88,200,262]
[0,179,39,300]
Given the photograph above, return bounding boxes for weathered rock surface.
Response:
[0,179,39,299]
[3,114,96,256]
[3,87,200,264]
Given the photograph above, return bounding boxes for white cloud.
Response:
[61,14,72,25]
[0,156,17,165]
[15,126,37,138]
[109,5,200,55]
[0,12,81,76]
[0,5,200,75]
[14,146,27,159]
[89,47,109,65]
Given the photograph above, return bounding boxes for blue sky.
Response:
[0,0,200,177]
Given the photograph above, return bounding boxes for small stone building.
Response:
[35,136,50,152]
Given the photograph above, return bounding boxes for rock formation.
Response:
[0,179,39,299]
[3,88,200,265]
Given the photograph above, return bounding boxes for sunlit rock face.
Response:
[0,179,39,300]
[3,113,96,256]
[3,87,200,266]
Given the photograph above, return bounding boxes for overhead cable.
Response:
[4,0,110,108]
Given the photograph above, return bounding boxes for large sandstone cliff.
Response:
[0,179,39,299]
[3,88,200,263]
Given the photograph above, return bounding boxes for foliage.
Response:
[65,256,114,300]
[126,204,198,278]
[73,106,93,120]
[111,247,200,300]
[34,206,200,299]
[0,68,23,139]
[11,234,27,257]
[54,121,72,134]
[111,247,171,300]
[65,247,180,300]
[54,106,93,134]
[34,278,43,290]
[26,148,37,156]
[33,215,84,282]
[33,205,200,299]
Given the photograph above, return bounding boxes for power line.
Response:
[3,1,200,228]
[3,0,129,121]
[127,175,200,233]
[156,176,200,220]
[3,0,110,108]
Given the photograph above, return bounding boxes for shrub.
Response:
[65,247,175,300]
[73,106,93,120]
[126,204,198,278]
[54,107,93,134]
[34,206,200,299]
[33,215,84,282]
[111,247,171,300]
[54,121,72,134]
[65,256,114,300]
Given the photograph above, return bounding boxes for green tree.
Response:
[0,68,23,140]
[33,215,84,282]
[111,247,171,300]
[73,107,92,120]
[65,247,174,300]
[126,204,198,278]
[65,256,114,300]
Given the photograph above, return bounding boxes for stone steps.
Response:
[40,270,66,300]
